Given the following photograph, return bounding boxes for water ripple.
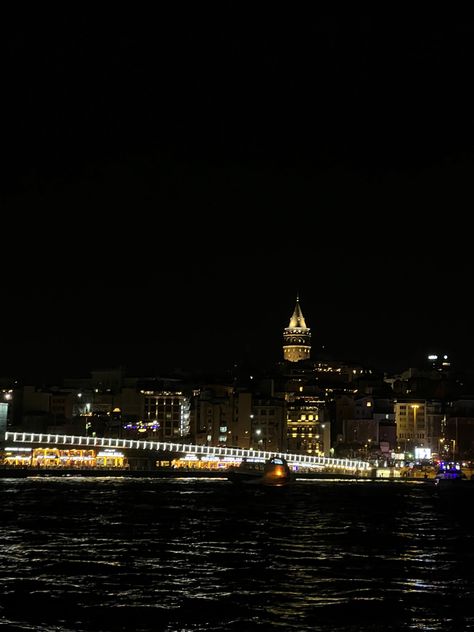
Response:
[1,477,473,631]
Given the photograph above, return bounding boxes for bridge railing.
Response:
[3,431,371,470]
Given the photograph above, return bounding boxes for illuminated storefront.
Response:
[96,450,126,468]
[2,447,127,469]
[2,446,33,466]
[169,454,241,469]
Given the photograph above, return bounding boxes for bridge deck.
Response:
[4,432,370,471]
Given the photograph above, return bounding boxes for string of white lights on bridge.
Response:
[4,431,370,471]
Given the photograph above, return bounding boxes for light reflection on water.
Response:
[0,477,473,631]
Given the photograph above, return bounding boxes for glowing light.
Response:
[5,447,32,452]
[4,431,372,471]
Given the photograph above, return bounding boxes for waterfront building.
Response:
[394,400,426,455]
[141,390,190,441]
[250,397,287,453]
[191,385,253,449]
[286,395,329,455]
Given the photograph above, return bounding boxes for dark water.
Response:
[1,477,473,632]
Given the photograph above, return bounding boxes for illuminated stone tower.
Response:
[283,296,311,362]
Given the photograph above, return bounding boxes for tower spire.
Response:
[283,296,311,362]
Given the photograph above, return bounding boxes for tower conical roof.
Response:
[288,298,308,329]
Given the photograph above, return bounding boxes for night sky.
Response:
[3,9,474,383]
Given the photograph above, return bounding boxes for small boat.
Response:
[227,456,293,486]
[434,462,466,487]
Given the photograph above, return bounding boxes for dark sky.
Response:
[3,9,474,382]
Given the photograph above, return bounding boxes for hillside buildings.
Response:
[3,300,474,463]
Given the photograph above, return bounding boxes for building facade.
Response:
[394,401,426,454]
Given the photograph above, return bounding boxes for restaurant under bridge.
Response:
[3,431,371,474]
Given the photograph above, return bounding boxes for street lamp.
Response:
[438,437,445,457]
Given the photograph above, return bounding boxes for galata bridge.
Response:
[2,431,371,475]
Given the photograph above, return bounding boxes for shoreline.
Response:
[0,467,433,482]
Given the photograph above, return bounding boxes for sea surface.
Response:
[1,476,473,632]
